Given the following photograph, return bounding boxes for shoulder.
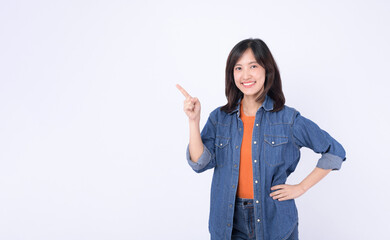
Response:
[207,106,233,126]
[282,104,299,116]
[267,104,299,125]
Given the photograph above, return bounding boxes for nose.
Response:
[243,68,251,79]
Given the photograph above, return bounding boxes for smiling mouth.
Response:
[242,81,256,86]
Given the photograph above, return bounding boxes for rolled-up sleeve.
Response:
[291,110,346,170]
[186,111,217,173]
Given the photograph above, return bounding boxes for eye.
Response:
[235,67,241,71]
[251,65,257,68]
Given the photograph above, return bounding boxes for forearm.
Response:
[299,167,332,192]
[188,120,204,163]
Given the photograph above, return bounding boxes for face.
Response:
[233,48,266,99]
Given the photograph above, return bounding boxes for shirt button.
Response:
[255,180,258,184]
[220,143,223,146]
[234,164,237,168]
[232,185,235,188]
[239,128,242,131]
[271,141,275,145]
[228,223,231,227]
[254,160,257,163]
[256,200,259,203]
[256,123,259,126]
[235,145,239,149]
[254,141,257,144]
[229,204,233,208]
[257,219,261,222]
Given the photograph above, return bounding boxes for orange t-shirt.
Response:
[236,102,255,199]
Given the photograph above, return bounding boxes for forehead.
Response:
[235,49,257,65]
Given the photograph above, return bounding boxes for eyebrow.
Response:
[234,61,258,66]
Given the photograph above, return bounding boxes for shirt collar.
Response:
[229,93,274,115]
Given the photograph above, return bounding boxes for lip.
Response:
[241,81,256,88]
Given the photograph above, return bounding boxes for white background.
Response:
[1,0,389,239]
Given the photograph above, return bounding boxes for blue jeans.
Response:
[231,198,299,240]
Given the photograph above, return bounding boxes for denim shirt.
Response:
[185,94,346,240]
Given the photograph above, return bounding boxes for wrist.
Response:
[298,182,309,192]
[189,118,200,125]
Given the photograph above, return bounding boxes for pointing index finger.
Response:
[176,84,192,98]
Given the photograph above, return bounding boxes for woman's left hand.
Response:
[270,184,306,201]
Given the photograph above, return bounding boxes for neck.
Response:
[241,95,264,116]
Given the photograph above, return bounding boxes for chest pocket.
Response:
[263,135,288,167]
[215,136,230,167]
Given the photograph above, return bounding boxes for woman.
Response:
[176,38,346,240]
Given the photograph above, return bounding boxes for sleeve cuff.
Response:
[186,143,213,171]
[316,152,344,170]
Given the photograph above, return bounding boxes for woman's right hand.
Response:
[176,84,201,122]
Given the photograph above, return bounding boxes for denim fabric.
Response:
[232,198,299,240]
[186,94,346,240]
[232,198,256,240]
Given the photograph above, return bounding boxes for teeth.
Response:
[243,82,255,86]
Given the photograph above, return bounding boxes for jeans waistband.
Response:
[235,197,254,206]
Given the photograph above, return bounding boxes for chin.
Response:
[242,88,261,94]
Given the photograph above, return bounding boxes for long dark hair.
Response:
[220,38,285,113]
